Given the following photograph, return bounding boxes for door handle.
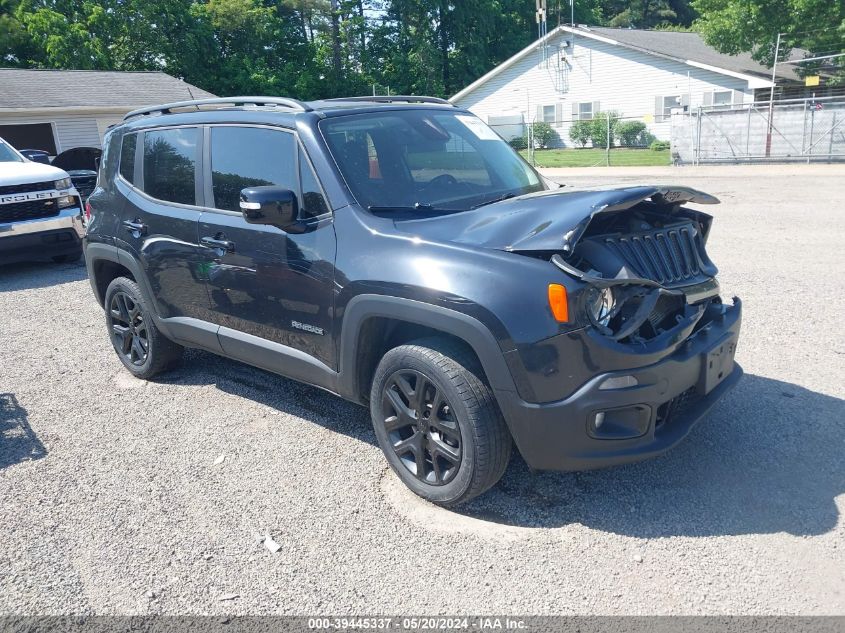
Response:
[122,219,147,235]
[201,236,235,252]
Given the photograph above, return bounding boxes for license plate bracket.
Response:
[699,333,737,395]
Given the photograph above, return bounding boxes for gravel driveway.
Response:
[1,164,843,615]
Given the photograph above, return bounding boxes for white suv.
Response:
[0,137,85,264]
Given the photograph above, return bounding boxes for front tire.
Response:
[370,338,511,507]
[104,276,183,379]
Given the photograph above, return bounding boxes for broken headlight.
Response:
[586,286,616,328]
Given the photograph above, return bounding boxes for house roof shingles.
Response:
[0,69,216,110]
[582,27,802,83]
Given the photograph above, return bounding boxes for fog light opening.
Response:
[599,375,639,390]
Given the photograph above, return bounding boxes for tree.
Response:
[693,0,845,81]
[530,121,557,148]
[603,0,694,29]
[589,111,620,148]
[568,120,592,147]
[615,120,648,146]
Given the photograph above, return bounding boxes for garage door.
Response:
[0,123,57,154]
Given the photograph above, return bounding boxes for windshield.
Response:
[0,140,23,163]
[320,110,545,213]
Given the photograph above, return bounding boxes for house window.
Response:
[713,90,733,108]
[662,95,681,117]
[657,95,688,122]
[541,105,556,124]
[578,102,594,120]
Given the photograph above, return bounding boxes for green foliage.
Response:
[615,120,648,146]
[0,0,705,98]
[530,122,557,149]
[508,136,528,151]
[589,111,620,148]
[650,139,671,151]
[568,120,592,147]
[693,0,845,82]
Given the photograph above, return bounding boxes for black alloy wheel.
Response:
[108,291,149,366]
[381,369,462,486]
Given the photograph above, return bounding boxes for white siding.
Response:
[0,111,118,153]
[454,33,753,147]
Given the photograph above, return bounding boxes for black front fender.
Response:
[337,294,519,404]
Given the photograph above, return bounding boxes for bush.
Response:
[589,111,620,148]
[615,120,648,147]
[508,136,528,150]
[568,120,591,147]
[650,139,671,151]
[530,121,557,149]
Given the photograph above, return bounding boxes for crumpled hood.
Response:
[397,185,719,252]
[0,160,69,187]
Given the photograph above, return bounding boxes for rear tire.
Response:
[370,338,511,507]
[104,276,183,379]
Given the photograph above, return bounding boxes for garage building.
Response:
[0,68,215,155]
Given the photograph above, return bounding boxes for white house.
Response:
[0,69,214,155]
[450,25,802,147]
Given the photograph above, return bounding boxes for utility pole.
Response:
[330,0,342,86]
[765,32,781,158]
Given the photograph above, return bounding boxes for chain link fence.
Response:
[488,113,672,168]
[672,96,845,164]
[486,97,845,167]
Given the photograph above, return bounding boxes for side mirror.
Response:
[239,186,301,231]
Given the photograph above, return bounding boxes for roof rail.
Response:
[123,96,312,121]
[325,95,455,106]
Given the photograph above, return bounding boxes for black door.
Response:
[198,125,337,374]
[118,126,218,347]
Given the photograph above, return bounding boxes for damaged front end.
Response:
[488,186,742,471]
[548,186,725,346]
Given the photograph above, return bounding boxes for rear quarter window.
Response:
[118,133,137,183]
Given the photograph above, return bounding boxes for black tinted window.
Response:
[119,133,137,183]
[299,148,329,219]
[210,126,296,212]
[320,111,543,213]
[142,128,197,205]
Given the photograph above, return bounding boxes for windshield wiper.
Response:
[368,202,441,214]
[470,192,517,210]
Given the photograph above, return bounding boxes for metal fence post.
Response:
[606,112,610,167]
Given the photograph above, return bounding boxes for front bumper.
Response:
[0,207,85,264]
[496,298,742,471]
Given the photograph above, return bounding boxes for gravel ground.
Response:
[1,164,843,615]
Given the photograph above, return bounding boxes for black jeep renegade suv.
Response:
[84,96,742,506]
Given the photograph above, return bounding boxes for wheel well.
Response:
[92,259,135,306]
[354,317,483,403]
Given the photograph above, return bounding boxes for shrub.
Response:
[589,111,620,148]
[650,139,671,151]
[568,120,592,147]
[615,120,648,147]
[530,121,557,149]
[508,136,528,150]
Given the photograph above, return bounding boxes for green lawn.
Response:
[519,147,671,168]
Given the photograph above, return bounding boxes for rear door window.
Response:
[209,126,296,212]
[141,127,198,205]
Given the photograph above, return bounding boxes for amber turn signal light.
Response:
[548,284,569,323]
